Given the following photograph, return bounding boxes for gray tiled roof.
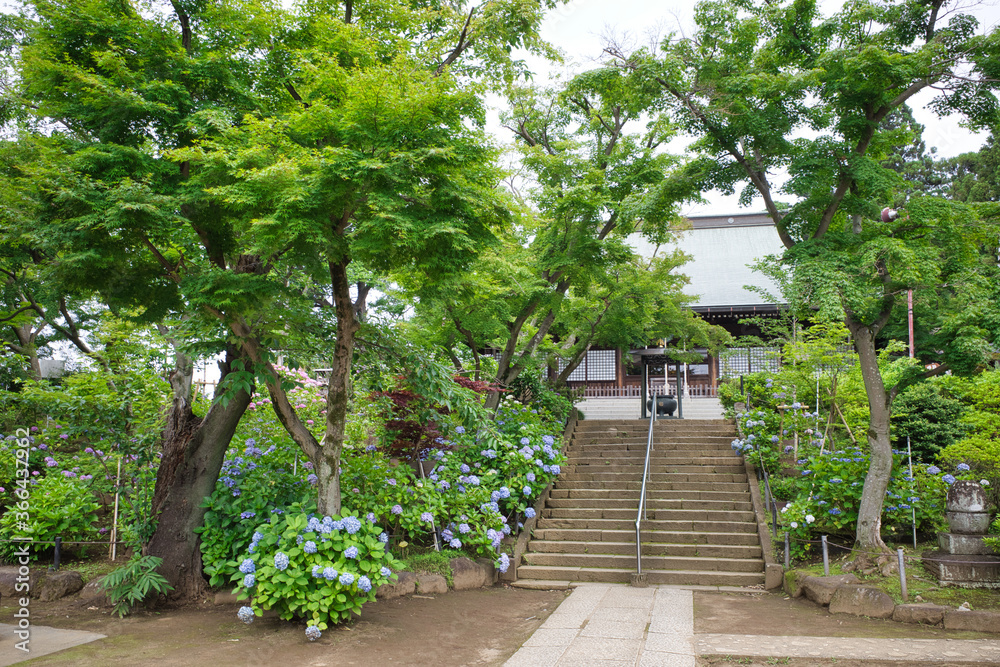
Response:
[628,215,786,307]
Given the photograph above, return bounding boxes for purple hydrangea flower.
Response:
[449,538,462,548]
[305,625,321,641]
[420,512,434,523]
[391,505,403,515]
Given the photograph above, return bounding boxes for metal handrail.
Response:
[635,394,657,575]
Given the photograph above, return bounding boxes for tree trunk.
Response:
[146,351,251,598]
[844,318,894,571]
[316,259,360,516]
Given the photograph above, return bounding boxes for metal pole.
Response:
[110,455,122,561]
[52,536,61,571]
[908,436,917,549]
[822,535,830,576]
[898,548,908,602]
[784,532,791,569]
[908,289,914,358]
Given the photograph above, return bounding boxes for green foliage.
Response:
[938,370,1000,504]
[0,474,99,561]
[99,555,173,618]
[985,516,1000,555]
[892,381,968,462]
[234,506,404,630]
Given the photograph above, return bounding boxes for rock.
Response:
[958,601,972,611]
[79,578,111,605]
[475,558,498,585]
[892,603,949,625]
[828,584,895,619]
[35,570,84,602]
[764,563,784,591]
[376,571,417,599]
[0,565,39,598]
[450,557,487,590]
[783,571,804,598]
[800,574,860,606]
[415,573,448,595]
[944,609,1000,632]
[915,595,924,603]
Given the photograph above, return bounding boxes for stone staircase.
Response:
[518,418,765,587]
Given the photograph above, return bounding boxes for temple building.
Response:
[556,212,786,398]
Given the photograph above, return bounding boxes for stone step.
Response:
[565,463,745,474]
[572,434,736,444]
[560,472,748,483]
[542,507,756,523]
[545,497,753,512]
[549,488,751,502]
[572,443,738,453]
[521,551,765,573]
[535,517,757,534]
[515,565,765,587]
[527,540,763,559]
[553,481,751,492]
[530,528,762,546]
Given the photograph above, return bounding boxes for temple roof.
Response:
[628,213,786,308]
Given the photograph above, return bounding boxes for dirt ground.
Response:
[5,586,999,666]
[5,586,568,666]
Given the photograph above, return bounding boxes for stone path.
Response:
[504,584,1000,666]
[0,623,105,666]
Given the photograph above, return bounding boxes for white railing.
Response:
[580,383,717,398]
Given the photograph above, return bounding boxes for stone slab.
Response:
[34,570,84,602]
[827,584,895,619]
[0,623,105,666]
[892,602,950,625]
[923,550,1000,585]
[939,532,995,555]
[800,574,860,606]
[511,579,573,590]
[944,609,1000,633]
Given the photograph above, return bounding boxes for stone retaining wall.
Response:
[785,571,1000,633]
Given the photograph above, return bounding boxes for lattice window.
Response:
[720,346,781,377]
[556,349,617,382]
[586,349,616,381]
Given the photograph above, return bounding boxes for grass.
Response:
[792,542,1000,610]
[61,555,120,584]
[394,547,466,587]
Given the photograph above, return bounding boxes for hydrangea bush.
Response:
[232,505,404,638]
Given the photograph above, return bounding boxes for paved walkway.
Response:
[0,623,105,666]
[504,584,1000,666]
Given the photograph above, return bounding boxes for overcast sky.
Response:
[493,0,1000,215]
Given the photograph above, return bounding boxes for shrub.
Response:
[892,381,967,462]
[0,474,100,561]
[100,555,173,617]
[233,506,404,636]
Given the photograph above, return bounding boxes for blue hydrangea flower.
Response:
[491,490,501,502]
[312,565,324,578]
[523,485,532,495]
[526,472,535,482]
[306,473,318,485]
[308,517,323,532]
[239,558,256,574]
[339,572,355,586]
[366,512,376,523]
[927,465,941,475]
[460,464,470,474]
[830,478,842,484]
[379,532,389,543]
[829,508,842,515]
[305,625,321,641]
[520,437,530,445]
[323,567,338,580]
[344,546,359,559]
[304,540,317,554]
[468,475,480,485]
[943,474,956,485]
[274,552,289,571]
[458,522,471,534]
[455,426,465,434]
[343,516,362,534]
[498,486,510,499]
[956,463,971,471]
[450,538,462,548]
[551,465,560,474]
[542,435,554,446]
[243,573,255,588]
[237,606,254,624]
[380,566,392,577]
[524,507,536,519]
[420,512,434,523]
[240,511,256,519]
[357,575,372,593]
[496,552,510,573]
[391,505,403,515]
